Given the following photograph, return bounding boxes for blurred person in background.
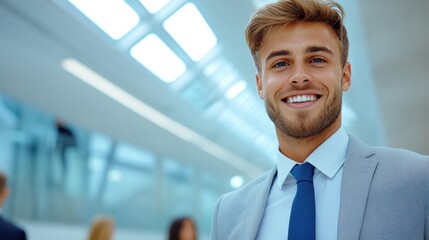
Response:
[55,118,77,176]
[86,215,115,240]
[0,170,27,240]
[168,217,197,240]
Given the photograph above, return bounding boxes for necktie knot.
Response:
[291,162,315,183]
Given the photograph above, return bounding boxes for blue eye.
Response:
[311,58,325,64]
[274,61,288,68]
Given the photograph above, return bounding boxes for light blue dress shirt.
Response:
[256,127,349,240]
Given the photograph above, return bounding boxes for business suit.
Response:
[211,136,429,240]
[0,215,27,240]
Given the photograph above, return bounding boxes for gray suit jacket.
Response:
[211,136,429,240]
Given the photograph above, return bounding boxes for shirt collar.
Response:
[276,127,349,188]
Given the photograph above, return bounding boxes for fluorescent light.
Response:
[61,58,264,178]
[230,175,244,189]
[68,0,139,40]
[225,81,247,100]
[139,0,171,14]
[130,34,186,83]
[163,3,217,61]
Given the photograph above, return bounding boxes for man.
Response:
[210,0,429,239]
[55,118,77,176]
[0,171,27,240]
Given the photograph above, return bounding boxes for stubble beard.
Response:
[265,86,342,139]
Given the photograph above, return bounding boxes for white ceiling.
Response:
[0,0,427,181]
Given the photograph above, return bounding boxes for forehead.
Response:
[259,21,340,59]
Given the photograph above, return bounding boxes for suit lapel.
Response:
[337,136,378,240]
[242,167,277,239]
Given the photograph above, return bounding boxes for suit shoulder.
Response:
[370,146,429,179]
[349,135,428,163]
[348,135,428,178]
[372,145,427,157]
[0,217,26,237]
[372,146,429,164]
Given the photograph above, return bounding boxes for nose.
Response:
[289,63,312,85]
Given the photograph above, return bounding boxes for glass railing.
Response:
[0,93,229,236]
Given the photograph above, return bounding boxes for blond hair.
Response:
[245,0,348,72]
[87,216,114,240]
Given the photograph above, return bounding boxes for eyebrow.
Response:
[305,46,334,55]
[264,46,334,64]
[265,50,291,64]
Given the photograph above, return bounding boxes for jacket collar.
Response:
[337,135,378,240]
[242,167,277,239]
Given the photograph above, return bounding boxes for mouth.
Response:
[282,94,321,104]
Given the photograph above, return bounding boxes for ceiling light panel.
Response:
[68,0,140,40]
[130,34,186,83]
[163,3,217,61]
[225,80,247,100]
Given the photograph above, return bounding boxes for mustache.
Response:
[276,85,325,97]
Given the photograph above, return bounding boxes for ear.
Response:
[256,73,263,99]
[341,62,352,92]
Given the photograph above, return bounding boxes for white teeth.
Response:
[287,95,316,103]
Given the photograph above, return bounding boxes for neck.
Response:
[277,118,341,163]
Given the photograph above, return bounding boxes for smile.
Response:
[284,95,319,103]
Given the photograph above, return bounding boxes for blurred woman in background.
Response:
[86,215,114,240]
[168,217,197,240]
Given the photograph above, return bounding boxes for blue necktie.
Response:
[288,162,316,240]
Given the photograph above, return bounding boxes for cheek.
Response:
[318,71,342,90]
[263,75,284,98]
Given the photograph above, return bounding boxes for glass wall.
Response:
[0,93,230,235]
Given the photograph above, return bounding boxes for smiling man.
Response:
[257,21,350,162]
[210,0,429,240]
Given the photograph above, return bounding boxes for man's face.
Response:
[256,21,351,139]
